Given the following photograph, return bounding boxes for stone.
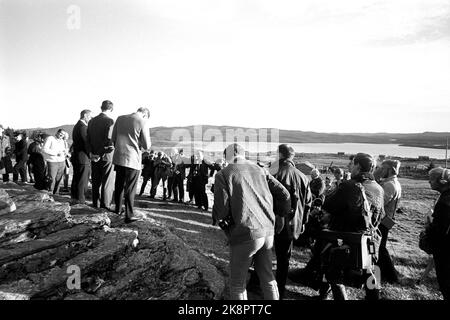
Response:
[0,202,71,245]
[0,181,225,300]
[64,292,99,300]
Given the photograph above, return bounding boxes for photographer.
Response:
[212,143,290,300]
[320,153,384,300]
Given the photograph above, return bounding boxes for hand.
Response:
[275,216,285,234]
[320,211,331,225]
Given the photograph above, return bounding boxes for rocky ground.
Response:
[0,182,225,300]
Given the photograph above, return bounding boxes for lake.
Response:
[172,141,448,159]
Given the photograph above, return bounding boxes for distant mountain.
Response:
[19,124,450,150]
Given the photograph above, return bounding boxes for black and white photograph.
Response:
[0,0,449,310]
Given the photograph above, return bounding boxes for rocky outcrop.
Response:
[0,183,225,300]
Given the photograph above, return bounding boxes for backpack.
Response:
[319,182,381,287]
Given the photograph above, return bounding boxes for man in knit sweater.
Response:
[42,129,69,194]
[212,143,291,300]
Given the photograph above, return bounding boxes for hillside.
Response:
[18,124,450,150]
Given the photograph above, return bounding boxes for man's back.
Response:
[213,158,275,245]
[323,175,384,232]
[88,113,114,161]
[381,177,401,219]
[112,113,150,170]
[72,120,90,165]
[273,159,312,239]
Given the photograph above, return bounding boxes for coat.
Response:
[430,189,450,254]
[87,113,115,162]
[72,120,90,165]
[212,157,290,246]
[112,113,151,171]
[272,159,312,240]
[14,139,28,163]
[323,173,385,232]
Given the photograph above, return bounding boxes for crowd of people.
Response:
[0,105,449,301]
[211,144,449,301]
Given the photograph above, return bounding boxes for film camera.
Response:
[218,215,234,233]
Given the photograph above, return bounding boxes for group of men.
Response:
[69,101,151,223]
[212,144,403,300]
[138,148,223,211]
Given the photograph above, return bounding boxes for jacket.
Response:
[142,156,155,178]
[323,173,385,232]
[212,157,290,246]
[430,189,450,253]
[72,120,90,165]
[42,136,67,163]
[14,139,28,163]
[310,176,326,199]
[273,159,312,240]
[380,175,401,219]
[112,113,151,171]
[0,135,10,160]
[87,113,115,162]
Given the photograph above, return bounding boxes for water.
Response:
[173,141,447,159]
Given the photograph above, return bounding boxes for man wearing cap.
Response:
[112,107,151,223]
[71,109,92,204]
[375,159,402,283]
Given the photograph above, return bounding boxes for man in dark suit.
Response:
[112,107,151,223]
[87,100,115,210]
[71,109,92,204]
[12,131,28,183]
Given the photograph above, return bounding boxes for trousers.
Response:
[114,165,140,219]
[229,236,279,300]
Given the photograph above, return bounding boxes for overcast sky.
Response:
[1,0,449,133]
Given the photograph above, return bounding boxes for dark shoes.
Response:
[124,217,141,223]
[100,205,115,213]
[124,211,145,223]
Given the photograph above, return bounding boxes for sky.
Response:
[0,0,449,133]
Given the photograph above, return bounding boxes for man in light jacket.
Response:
[212,143,291,300]
[375,159,402,283]
[42,129,69,194]
[112,107,151,223]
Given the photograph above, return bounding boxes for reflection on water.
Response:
[172,141,447,159]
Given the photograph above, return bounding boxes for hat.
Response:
[311,168,320,179]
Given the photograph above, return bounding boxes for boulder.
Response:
[0,183,225,300]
